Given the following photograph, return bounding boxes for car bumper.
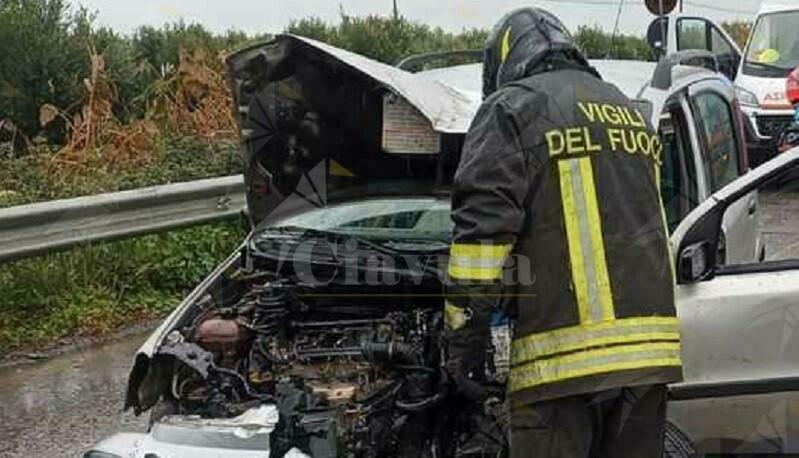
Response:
[83,405,309,458]
[741,106,795,143]
[740,106,795,166]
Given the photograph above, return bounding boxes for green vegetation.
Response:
[0,0,255,141]
[286,15,489,65]
[0,222,244,351]
[722,21,752,50]
[0,138,244,353]
[0,1,654,143]
[0,138,242,208]
[574,25,654,61]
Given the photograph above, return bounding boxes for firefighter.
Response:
[443,8,683,457]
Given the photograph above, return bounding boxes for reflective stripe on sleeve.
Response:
[448,243,512,281]
[511,316,680,365]
[508,341,682,393]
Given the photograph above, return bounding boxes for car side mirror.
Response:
[678,241,714,284]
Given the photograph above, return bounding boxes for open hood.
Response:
[227,35,479,224]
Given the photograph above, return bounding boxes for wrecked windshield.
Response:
[744,10,799,77]
[259,197,453,241]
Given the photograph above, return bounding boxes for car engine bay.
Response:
[148,244,509,458]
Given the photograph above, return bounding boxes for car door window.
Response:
[711,26,733,56]
[692,92,741,190]
[710,26,740,80]
[677,19,708,51]
[716,162,799,269]
[659,107,700,232]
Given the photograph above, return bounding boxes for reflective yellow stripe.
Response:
[511,316,680,364]
[444,301,469,331]
[448,265,503,280]
[655,160,662,193]
[508,341,682,393]
[450,244,512,259]
[501,27,512,62]
[559,160,591,323]
[578,158,614,321]
[510,358,682,393]
[448,243,512,280]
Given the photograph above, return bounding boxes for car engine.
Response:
[155,256,509,458]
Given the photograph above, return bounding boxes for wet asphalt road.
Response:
[0,334,149,458]
[0,191,798,458]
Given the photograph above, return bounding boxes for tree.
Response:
[722,21,752,50]
[574,25,653,60]
[0,0,94,140]
[288,13,487,65]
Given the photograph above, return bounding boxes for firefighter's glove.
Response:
[443,302,491,403]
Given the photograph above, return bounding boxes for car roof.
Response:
[417,60,658,101]
[758,2,799,15]
[420,60,727,126]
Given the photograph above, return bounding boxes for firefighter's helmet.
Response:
[482,8,588,99]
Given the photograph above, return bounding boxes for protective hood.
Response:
[483,8,596,98]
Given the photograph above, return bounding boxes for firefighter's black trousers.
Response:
[510,384,668,458]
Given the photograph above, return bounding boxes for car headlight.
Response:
[735,86,759,108]
[83,451,122,458]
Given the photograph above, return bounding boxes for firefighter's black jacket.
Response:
[446,36,683,407]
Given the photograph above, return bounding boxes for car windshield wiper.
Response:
[382,239,450,253]
[258,226,406,255]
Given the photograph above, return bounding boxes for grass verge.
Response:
[0,137,245,355]
[0,221,244,354]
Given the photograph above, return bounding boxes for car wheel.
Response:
[663,421,696,458]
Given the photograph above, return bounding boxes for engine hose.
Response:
[209,366,274,402]
[395,391,447,413]
[361,341,421,365]
[393,364,436,374]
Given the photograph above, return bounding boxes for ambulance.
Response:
[734,2,799,163]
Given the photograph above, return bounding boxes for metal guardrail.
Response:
[0,175,246,263]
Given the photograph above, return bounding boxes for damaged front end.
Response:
[116,36,505,458]
[122,232,508,458]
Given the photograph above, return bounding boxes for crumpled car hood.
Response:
[226,35,478,224]
[258,35,480,134]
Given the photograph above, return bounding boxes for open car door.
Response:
[667,15,742,81]
[667,147,799,454]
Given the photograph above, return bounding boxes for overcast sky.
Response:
[69,0,762,36]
